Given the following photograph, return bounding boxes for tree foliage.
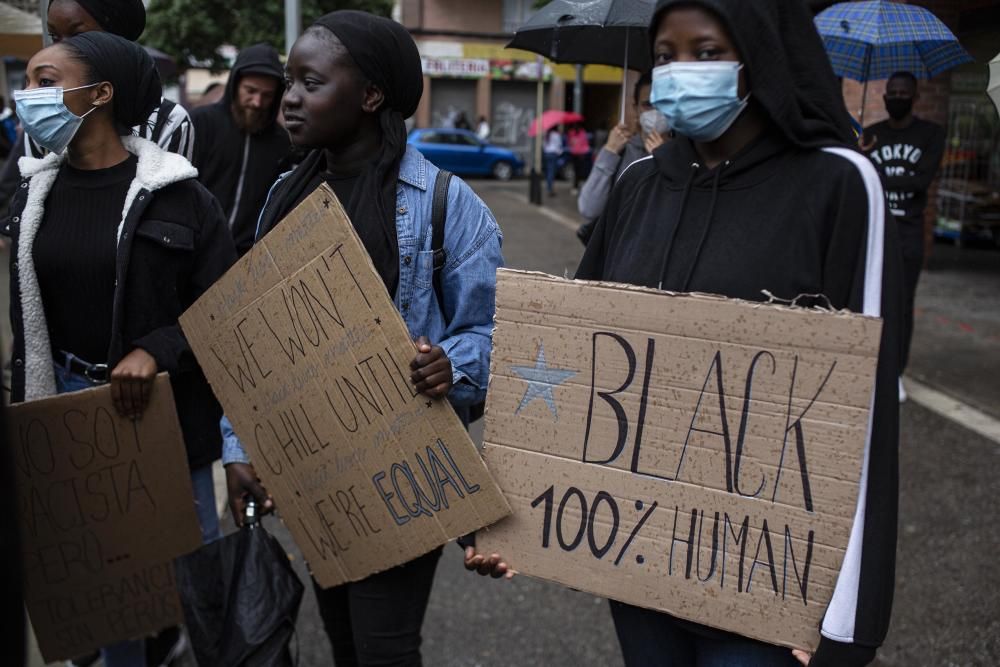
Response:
[144,0,394,73]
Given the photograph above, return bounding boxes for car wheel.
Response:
[492,161,514,181]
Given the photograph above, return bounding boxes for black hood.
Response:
[650,0,856,150]
[222,43,285,124]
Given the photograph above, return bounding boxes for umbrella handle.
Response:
[620,30,629,124]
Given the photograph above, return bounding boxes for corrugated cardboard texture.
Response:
[180,184,510,588]
[478,270,883,650]
[11,374,201,661]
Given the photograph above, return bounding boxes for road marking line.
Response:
[905,377,1000,445]
[507,193,581,232]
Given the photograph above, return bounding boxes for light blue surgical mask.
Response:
[650,61,749,143]
[13,84,99,154]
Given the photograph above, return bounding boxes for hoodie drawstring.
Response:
[656,161,728,292]
[656,163,699,290]
[681,163,726,291]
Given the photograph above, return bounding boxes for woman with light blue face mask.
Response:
[4,32,236,667]
[574,1,903,666]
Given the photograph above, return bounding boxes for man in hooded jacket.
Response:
[191,43,292,257]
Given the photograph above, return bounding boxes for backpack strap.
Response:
[431,169,453,309]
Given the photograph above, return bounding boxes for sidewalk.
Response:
[909,242,1000,419]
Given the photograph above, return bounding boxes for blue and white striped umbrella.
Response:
[815,0,972,82]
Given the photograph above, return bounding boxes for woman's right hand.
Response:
[225,462,275,527]
[464,546,516,579]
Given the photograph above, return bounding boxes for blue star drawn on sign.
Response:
[512,343,577,420]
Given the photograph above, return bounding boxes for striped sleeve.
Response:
[134,99,195,161]
[810,147,902,666]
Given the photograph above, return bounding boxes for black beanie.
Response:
[311,11,424,119]
[64,32,162,128]
[73,0,147,41]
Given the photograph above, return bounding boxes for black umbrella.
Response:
[174,504,304,667]
[507,0,657,121]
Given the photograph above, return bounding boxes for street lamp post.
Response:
[529,55,544,205]
[39,0,51,46]
[285,0,301,56]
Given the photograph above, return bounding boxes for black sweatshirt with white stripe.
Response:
[577,129,902,665]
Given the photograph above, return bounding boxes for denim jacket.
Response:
[222,146,504,464]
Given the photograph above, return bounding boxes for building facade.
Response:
[400,0,628,161]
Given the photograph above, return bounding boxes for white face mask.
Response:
[639,109,670,137]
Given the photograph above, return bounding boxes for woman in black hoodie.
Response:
[576,0,901,665]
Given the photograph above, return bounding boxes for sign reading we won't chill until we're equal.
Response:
[180,185,510,588]
[478,270,882,651]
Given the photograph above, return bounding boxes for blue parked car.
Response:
[408,128,524,181]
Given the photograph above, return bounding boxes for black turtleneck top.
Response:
[34,155,137,364]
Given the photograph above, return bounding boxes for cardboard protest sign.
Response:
[11,374,201,662]
[478,270,883,650]
[180,184,510,588]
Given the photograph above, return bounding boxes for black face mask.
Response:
[885,97,914,121]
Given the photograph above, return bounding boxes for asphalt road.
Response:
[217,179,999,667]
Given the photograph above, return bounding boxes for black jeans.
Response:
[313,546,442,667]
[896,216,925,372]
[610,601,800,667]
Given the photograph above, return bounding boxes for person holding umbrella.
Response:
[472,0,901,665]
[862,71,945,401]
[576,69,668,244]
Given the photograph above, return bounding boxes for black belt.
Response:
[54,350,109,383]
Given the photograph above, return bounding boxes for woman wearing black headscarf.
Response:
[221,10,504,667]
[5,32,235,667]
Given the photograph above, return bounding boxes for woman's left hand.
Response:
[792,649,811,665]
[644,130,665,153]
[110,348,158,419]
[410,336,453,399]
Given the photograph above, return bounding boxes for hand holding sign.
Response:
[464,546,515,580]
[109,347,158,419]
[410,336,453,399]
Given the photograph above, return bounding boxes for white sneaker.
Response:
[898,377,907,403]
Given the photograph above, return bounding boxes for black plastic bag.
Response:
[175,509,304,667]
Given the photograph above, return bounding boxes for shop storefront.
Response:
[416,39,625,163]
